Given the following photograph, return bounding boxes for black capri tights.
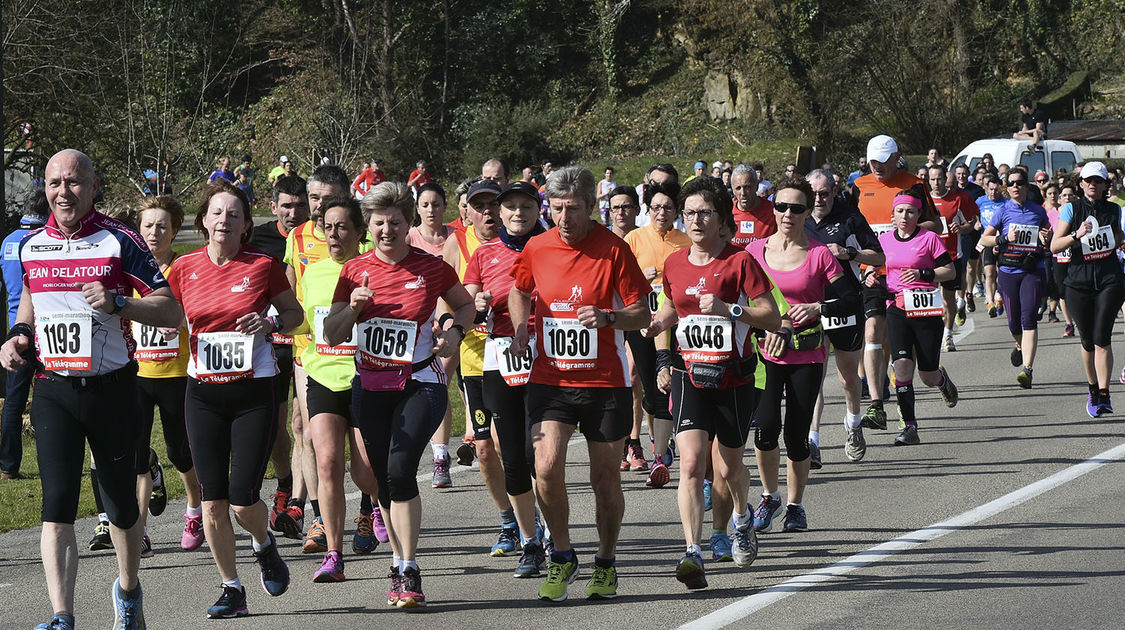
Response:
[1065,283,1125,351]
[753,361,824,461]
[625,330,672,419]
[136,376,193,474]
[186,378,278,506]
[482,371,534,497]
[33,372,142,527]
[353,379,447,505]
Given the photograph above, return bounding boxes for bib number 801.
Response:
[911,292,936,309]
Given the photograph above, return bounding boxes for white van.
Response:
[950,139,1082,177]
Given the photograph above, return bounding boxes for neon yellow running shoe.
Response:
[585,564,618,599]
[538,557,578,602]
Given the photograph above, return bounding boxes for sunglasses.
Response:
[774,202,808,214]
[1084,177,1107,185]
[1008,180,1028,187]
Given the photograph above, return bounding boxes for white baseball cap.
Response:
[1079,161,1109,180]
[866,135,899,164]
[280,155,289,163]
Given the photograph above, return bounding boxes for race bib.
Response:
[676,314,734,363]
[132,321,179,362]
[541,317,596,370]
[356,317,417,369]
[37,312,93,371]
[314,307,357,356]
[871,223,894,237]
[1056,247,1072,262]
[196,332,253,383]
[647,284,663,315]
[1006,223,1038,252]
[494,337,534,386]
[903,288,943,318]
[822,314,857,330]
[1081,221,1114,261]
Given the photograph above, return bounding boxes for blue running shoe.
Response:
[1087,392,1100,418]
[782,504,808,532]
[491,522,520,557]
[751,494,784,533]
[675,552,707,590]
[35,615,75,630]
[254,532,290,596]
[702,479,712,511]
[206,584,248,619]
[111,577,145,629]
[709,531,732,562]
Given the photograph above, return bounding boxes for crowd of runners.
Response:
[3,136,1125,629]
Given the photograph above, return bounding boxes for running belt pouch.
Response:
[358,365,410,392]
[787,323,824,352]
[687,362,726,389]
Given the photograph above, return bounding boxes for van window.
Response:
[1019,151,1045,176]
[968,158,981,172]
[1051,151,1077,173]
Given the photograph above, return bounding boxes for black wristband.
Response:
[6,322,32,342]
[919,268,936,282]
[438,313,454,329]
[845,246,858,261]
[473,309,489,325]
[995,232,1008,247]
[655,349,671,371]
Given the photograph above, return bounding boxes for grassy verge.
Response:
[0,383,466,534]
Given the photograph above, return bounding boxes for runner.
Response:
[729,164,776,249]
[606,185,650,472]
[508,166,652,602]
[645,175,780,589]
[298,196,381,581]
[130,196,203,556]
[866,187,959,446]
[283,164,352,555]
[323,181,475,608]
[166,179,302,618]
[853,135,935,431]
[975,174,1008,318]
[0,149,182,630]
[804,169,884,463]
[463,180,549,578]
[978,167,1050,387]
[927,163,980,351]
[443,179,520,552]
[1049,162,1124,416]
[748,178,857,533]
[250,176,307,540]
[625,180,691,488]
[1052,183,1078,337]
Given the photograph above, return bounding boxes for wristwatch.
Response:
[730,304,744,322]
[605,310,617,325]
[110,294,128,315]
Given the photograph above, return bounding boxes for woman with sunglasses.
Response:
[979,167,1051,388]
[1050,162,1124,416]
[865,186,959,447]
[746,179,858,534]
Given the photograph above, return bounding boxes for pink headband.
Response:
[893,195,922,209]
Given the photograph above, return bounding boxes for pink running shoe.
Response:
[313,550,346,583]
[372,507,390,543]
[181,513,205,551]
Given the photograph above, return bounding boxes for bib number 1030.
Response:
[541,318,596,370]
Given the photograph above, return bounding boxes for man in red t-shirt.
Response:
[729,164,776,248]
[508,166,651,602]
[929,163,981,349]
[407,160,431,196]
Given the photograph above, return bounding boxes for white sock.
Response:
[99,512,109,523]
[393,556,403,571]
[431,442,448,460]
[732,508,753,530]
[186,505,202,518]
[251,535,272,553]
[808,430,820,447]
[845,411,862,430]
[686,543,702,557]
[222,578,242,591]
[402,559,418,572]
[767,491,781,502]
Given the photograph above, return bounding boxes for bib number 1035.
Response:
[195,332,252,383]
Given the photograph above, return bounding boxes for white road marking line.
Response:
[952,315,975,343]
[679,440,1125,630]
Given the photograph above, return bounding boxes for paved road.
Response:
[1,309,1123,628]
